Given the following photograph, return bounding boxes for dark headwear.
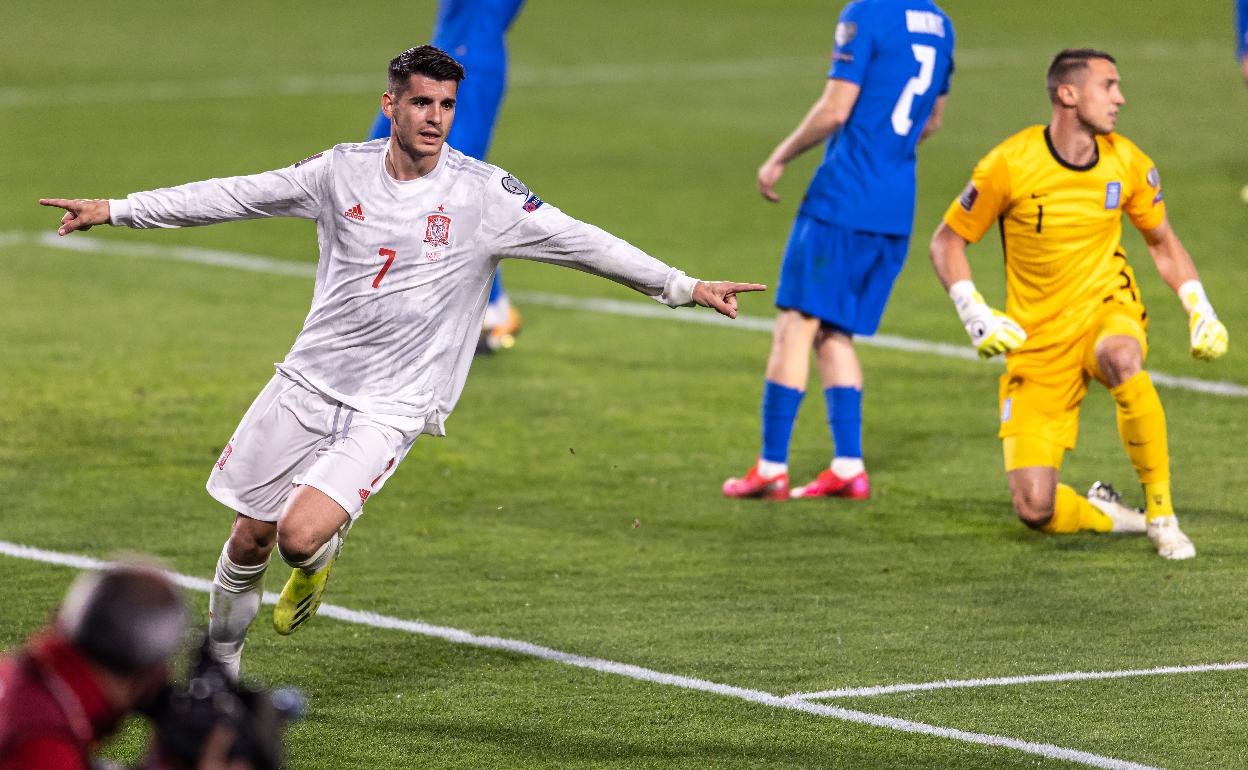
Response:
[56,562,187,675]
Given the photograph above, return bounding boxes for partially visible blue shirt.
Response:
[434,0,525,64]
[1238,0,1248,57]
[799,0,955,236]
[368,0,526,149]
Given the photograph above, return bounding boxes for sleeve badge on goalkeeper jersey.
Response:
[501,175,529,196]
[1146,167,1160,189]
[958,182,979,211]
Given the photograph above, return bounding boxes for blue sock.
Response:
[825,386,863,459]
[761,381,804,463]
[487,267,505,304]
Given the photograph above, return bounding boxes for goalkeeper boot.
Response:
[723,463,789,500]
[272,532,345,636]
[1086,482,1147,534]
[479,305,523,354]
[1147,515,1196,560]
[791,468,870,500]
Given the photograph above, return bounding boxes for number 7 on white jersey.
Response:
[891,44,937,136]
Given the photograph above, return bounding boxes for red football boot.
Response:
[790,468,870,500]
[722,464,790,500]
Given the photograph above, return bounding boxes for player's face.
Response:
[384,75,457,159]
[1074,59,1124,135]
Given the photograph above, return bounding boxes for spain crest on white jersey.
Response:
[424,213,451,246]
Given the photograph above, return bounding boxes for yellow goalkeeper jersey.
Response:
[943,125,1166,349]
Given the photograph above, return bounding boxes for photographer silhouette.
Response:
[0,562,254,770]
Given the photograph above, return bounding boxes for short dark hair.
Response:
[57,562,187,675]
[387,45,465,96]
[1046,48,1117,104]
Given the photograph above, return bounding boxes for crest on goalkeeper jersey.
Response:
[1104,182,1121,210]
[424,213,451,246]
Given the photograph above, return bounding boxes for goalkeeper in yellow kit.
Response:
[929,49,1229,560]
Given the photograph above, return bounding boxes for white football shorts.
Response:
[206,374,420,522]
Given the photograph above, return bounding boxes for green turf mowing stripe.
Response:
[8,230,1246,398]
[0,539,1165,770]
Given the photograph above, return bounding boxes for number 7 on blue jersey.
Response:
[891,44,937,136]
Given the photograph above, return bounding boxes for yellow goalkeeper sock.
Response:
[1043,483,1113,534]
[1109,372,1173,520]
[1143,480,1175,522]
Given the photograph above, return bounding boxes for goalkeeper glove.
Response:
[1178,280,1228,361]
[949,280,1027,359]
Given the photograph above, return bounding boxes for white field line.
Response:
[9,230,1247,398]
[789,662,1248,701]
[0,40,1227,109]
[0,540,1160,770]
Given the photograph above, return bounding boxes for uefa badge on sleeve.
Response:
[835,21,857,47]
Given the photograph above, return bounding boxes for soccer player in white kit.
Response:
[41,46,765,677]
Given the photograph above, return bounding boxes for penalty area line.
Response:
[790,661,1248,700]
[0,539,1159,770]
[9,230,1247,399]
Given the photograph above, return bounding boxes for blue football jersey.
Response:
[799,0,955,236]
[368,0,527,155]
[1238,0,1248,57]
[433,0,526,68]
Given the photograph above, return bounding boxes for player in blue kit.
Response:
[369,0,526,352]
[1238,0,1248,83]
[725,0,954,500]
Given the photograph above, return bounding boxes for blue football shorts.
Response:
[774,215,910,335]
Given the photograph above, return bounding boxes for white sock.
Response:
[209,544,268,679]
[483,295,511,328]
[831,457,865,477]
[279,533,340,575]
[757,458,788,477]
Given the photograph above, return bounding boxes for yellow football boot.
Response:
[273,559,334,636]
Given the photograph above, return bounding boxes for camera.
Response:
[143,638,305,770]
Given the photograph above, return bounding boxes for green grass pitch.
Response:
[2,1,1247,767]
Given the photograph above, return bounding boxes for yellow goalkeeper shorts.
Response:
[999,298,1148,471]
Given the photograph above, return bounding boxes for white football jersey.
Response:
[110,140,699,435]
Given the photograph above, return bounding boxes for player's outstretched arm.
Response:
[690,281,767,319]
[757,79,861,202]
[39,198,111,236]
[930,223,1026,359]
[1141,218,1228,361]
